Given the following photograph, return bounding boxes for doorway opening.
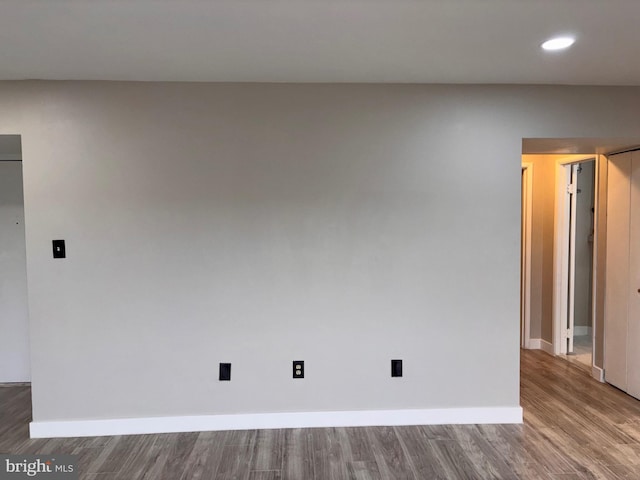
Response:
[560,159,596,370]
[522,139,640,387]
[520,163,532,348]
[0,134,29,384]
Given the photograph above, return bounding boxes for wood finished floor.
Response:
[3,350,640,479]
[558,335,593,372]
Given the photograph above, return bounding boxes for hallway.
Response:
[2,350,640,479]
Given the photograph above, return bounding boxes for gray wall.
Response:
[522,154,556,341]
[1,82,640,423]
[0,160,29,382]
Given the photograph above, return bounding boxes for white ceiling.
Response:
[1,0,639,85]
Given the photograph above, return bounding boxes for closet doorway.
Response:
[552,157,597,371]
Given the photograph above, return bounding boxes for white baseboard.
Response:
[526,338,541,349]
[527,338,554,355]
[574,326,593,336]
[592,366,605,383]
[29,406,523,439]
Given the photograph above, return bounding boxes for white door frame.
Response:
[591,155,603,381]
[567,163,579,354]
[521,162,533,348]
[552,156,598,356]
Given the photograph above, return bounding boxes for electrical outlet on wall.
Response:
[293,360,304,378]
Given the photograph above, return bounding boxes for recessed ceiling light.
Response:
[541,36,576,51]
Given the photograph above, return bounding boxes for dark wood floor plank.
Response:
[344,427,376,464]
[604,463,640,479]
[219,430,257,479]
[419,424,455,440]
[449,425,519,479]
[3,350,640,479]
[311,427,350,479]
[83,474,119,480]
[281,428,314,480]
[429,438,487,480]
[93,435,141,474]
[248,471,282,480]
[151,432,197,479]
[250,429,283,472]
[225,429,256,446]
[346,460,384,480]
[507,462,554,480]
[80,437,121,475]
[393,425,450,479]
[129,435,174,480]
[336,427,381,480]
[178,431,227,480]
[366,426,416,480]
[478,424,552,479]
[215,443,256,480]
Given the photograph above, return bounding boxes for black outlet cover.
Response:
[293,360,304,379]
[52,240,66,258]
[219,363,231,381]
[391,359,403,377]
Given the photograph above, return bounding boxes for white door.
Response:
[566,164,578,354]
[0,161,30,382]
[604,151,640,396]
[627,154,640,398]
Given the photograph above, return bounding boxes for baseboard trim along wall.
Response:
[592,366,605,383]
[30,407,524,438]
[527,338,554,356]
[574,326,593,336]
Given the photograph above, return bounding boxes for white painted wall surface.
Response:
[0,83,639,426]
[0,160,29,382]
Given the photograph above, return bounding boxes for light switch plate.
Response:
[219,363,231,381]
[52,240,66,259]
[391,359,403,377]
